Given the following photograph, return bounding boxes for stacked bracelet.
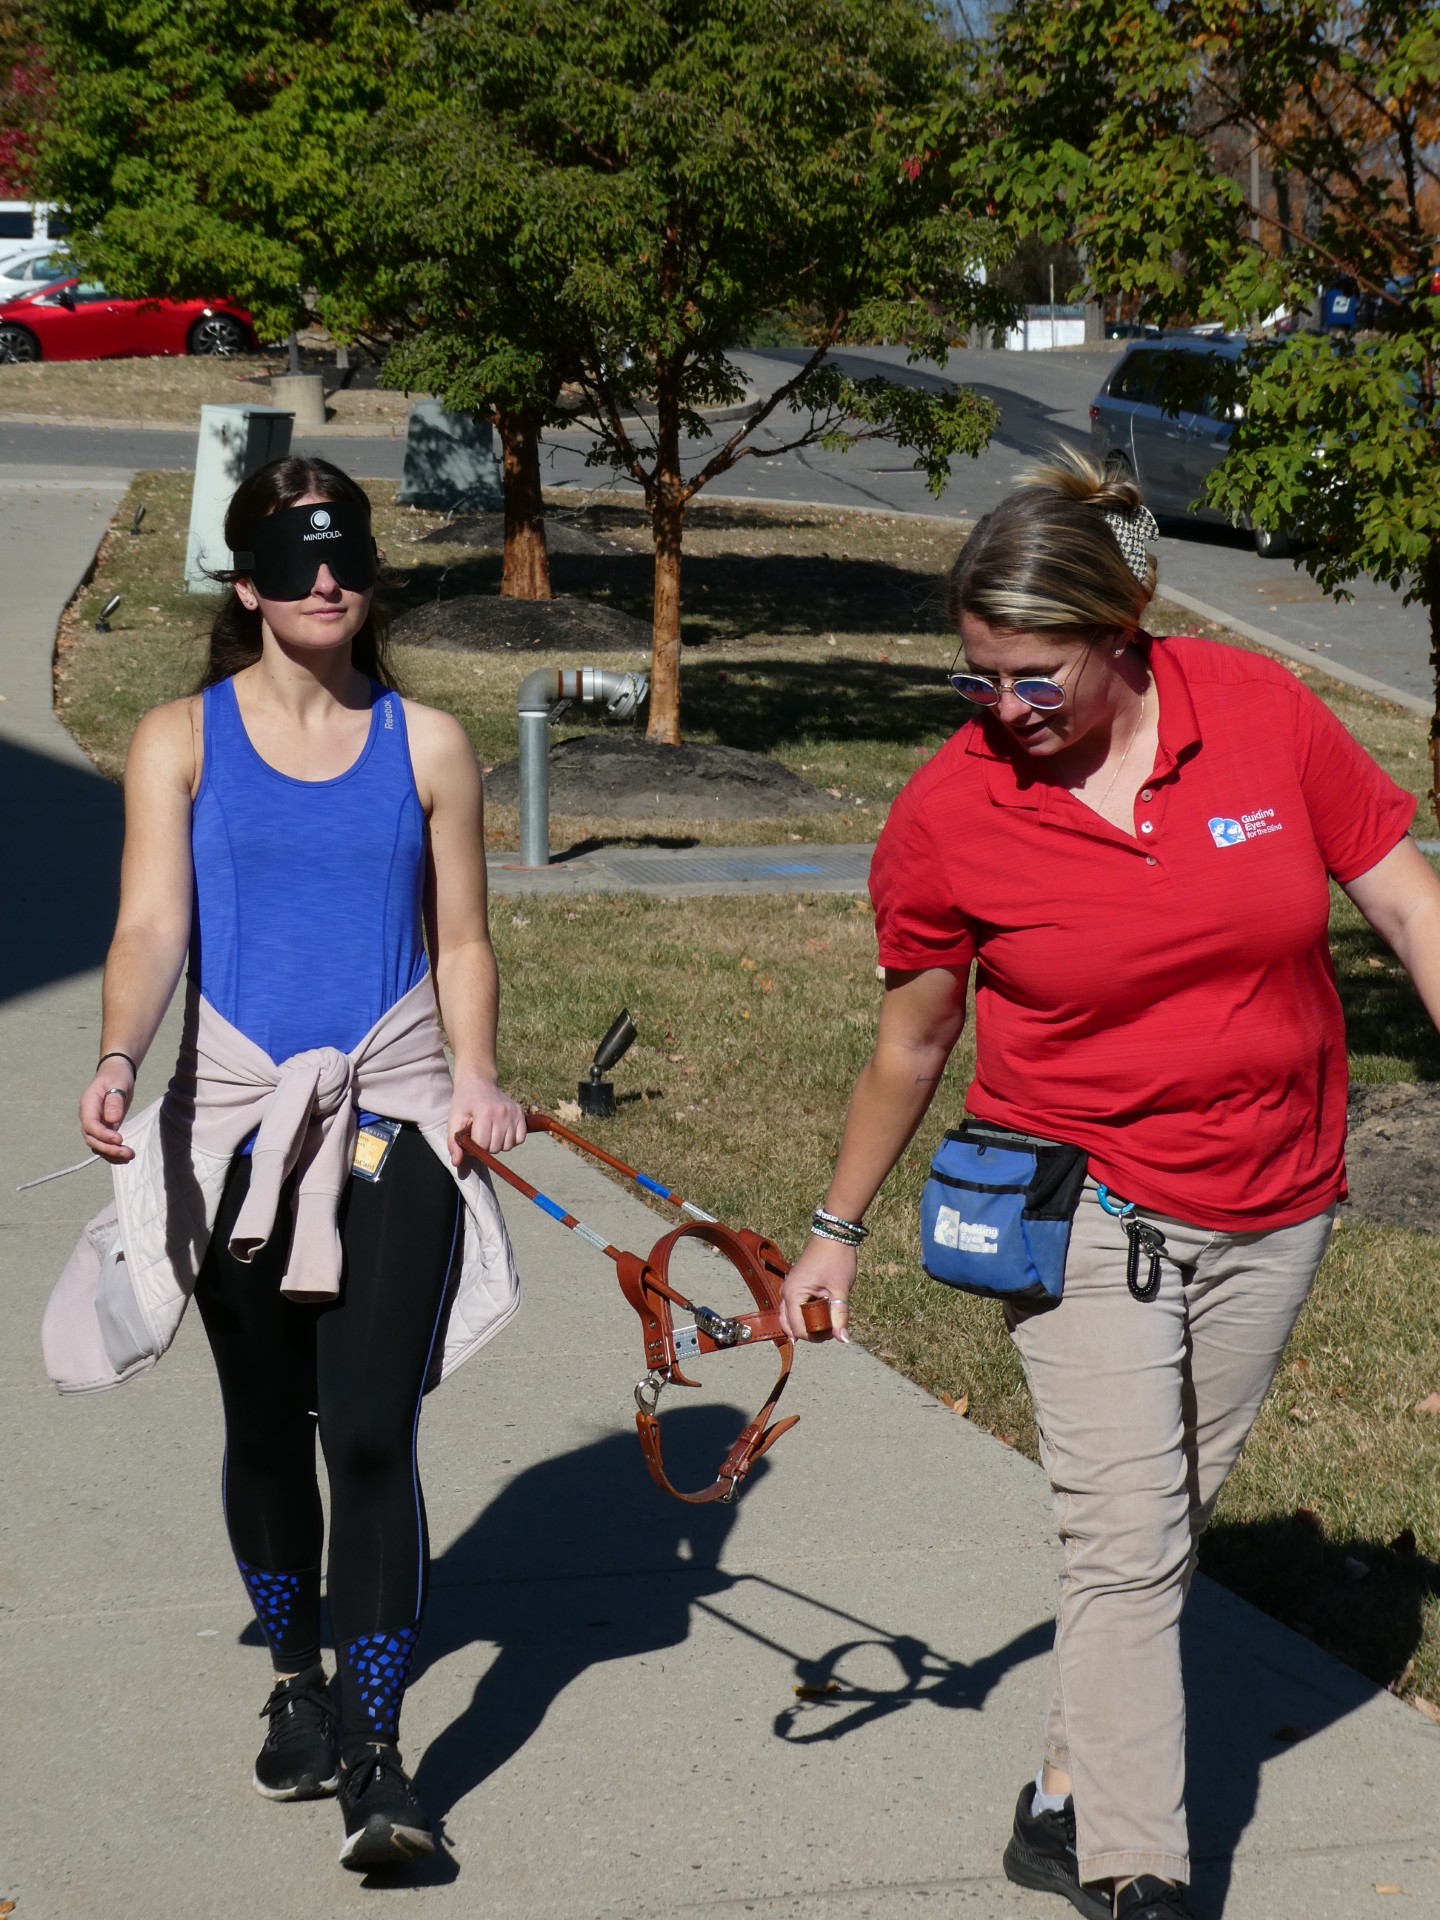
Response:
[810,1205,868,1248]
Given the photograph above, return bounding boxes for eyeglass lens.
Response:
[948,673,1067,711]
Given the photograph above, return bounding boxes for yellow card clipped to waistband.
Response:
[352,1119,401,1181]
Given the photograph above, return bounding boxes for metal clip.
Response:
[635,1370,667,1415]
[693,1304,746,1347]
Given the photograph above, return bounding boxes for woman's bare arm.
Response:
[779,964,969,1340]
[407,701,526,1161]
[1343,837,1440,1030]
[78,701,197,1160]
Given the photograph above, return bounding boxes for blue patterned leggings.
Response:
[195,1124,461,1757]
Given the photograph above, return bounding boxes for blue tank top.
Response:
[190,677,429,1066]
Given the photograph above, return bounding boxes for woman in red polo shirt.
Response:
[780,454,1440,1920]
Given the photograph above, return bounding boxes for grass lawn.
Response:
[56,472,1440,1714]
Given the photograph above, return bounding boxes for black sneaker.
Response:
[253,1664,339,1801]
[1001,1779,1111,1920]
[337,1745,435,1870]
[1116,1878,1193,1920]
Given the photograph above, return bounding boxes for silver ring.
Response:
[103,1087,128,1099]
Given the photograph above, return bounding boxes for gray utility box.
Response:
[184,404,295,594]
[396,399,503,512]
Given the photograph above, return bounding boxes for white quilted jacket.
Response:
[42,975,521,1394]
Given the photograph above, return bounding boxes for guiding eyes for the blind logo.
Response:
[1209,809,1284,849]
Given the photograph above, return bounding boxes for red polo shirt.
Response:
[870,635,1416,1229]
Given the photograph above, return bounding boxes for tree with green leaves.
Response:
[33,0,413,345]
[352,0,1010,743]
[949,0,1440,811]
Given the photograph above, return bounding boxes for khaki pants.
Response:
[1007,1182,1334,1887]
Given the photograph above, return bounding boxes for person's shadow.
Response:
[410,1403,1054,1831]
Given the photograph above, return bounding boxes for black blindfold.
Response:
[233,500,378,601]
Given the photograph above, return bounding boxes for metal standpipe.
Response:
[516,665,649,868]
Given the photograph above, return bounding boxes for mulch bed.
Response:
[483,734,840,820]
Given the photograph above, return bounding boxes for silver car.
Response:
[1089,335,1290,557]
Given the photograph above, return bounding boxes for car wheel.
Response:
[188,313,248,356]
[0,323,41,363]
[1253,524,1294,559]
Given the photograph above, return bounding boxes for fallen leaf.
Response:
[740,1008,751,1020]
[758,974,774,993]
[1271,1724,1312,1743]
[826,786,844,798]
[793,1680,842,1700]
[556,1100,582,1123]
[0,1901,15,1917]
[1292,1353,1312,1374]
[1365,955,1386,970]
[1373,1886,1404,1896]
[1411,1696,1440,1725]
[950,1393,970,1418]
[510,913,530,927]
[738,956,758,973]
[884,1261,901,1276]
[1415,1392,1440,1414]
[995,1432,1016,1447]
[666,1052,684,1062]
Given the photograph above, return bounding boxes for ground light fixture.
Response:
[95,594,121,632]
[579,1009,638,1119]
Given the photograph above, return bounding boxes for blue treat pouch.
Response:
[920,1121,1087,1304]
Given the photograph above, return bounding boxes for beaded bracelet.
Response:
[810,1220,864,1247]
[810,1206,868,1248]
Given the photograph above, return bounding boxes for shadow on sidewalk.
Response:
[410,1406,1053,1831]
[0,736,121,1005]
[407,1415,1422,1910]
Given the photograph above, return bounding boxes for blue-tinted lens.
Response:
[948,673,1001,704]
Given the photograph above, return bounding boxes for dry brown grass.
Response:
[0,353,414,428]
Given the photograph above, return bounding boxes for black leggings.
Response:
[195,1124,460,1753]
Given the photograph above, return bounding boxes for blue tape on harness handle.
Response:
[532,1192,569,1223]
[635,1173,670,1199]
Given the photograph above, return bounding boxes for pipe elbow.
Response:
[516,668,561,716]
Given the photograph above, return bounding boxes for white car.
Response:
[0,201,67,270]
[0,244,73,303]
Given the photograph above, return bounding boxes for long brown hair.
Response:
[197,456,400,690]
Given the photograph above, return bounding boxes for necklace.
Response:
[1090,687,1148,816]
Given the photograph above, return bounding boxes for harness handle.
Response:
[458,1111,833,1502]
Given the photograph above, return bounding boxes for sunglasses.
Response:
[947,653,1081,712]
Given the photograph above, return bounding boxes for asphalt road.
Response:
[1,344,1429,702]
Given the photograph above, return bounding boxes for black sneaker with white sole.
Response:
[1001,1779,1111,1920]
[253,1664,339,1801]
[337,1745,435,1870]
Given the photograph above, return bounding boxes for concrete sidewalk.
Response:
[2,482,1439,1920]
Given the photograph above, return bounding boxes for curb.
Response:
[0,394,765,439]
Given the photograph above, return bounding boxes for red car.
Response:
[0,277,255,362]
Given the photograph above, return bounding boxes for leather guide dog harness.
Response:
[460,1113,834,1504]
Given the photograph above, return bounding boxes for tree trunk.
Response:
[647,490,684,745]
[497,407,551,601]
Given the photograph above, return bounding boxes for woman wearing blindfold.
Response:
[72,456,525,1870]
[779,453,1440,1920]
